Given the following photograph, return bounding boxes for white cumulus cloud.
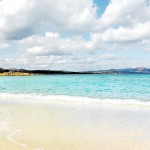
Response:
[0,0,150,70]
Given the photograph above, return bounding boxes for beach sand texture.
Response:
[0,99,150,150]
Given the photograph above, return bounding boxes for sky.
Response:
[0,0,150,71]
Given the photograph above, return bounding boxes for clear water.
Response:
[0,74,150,100]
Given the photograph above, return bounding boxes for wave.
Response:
[0,93,150,107]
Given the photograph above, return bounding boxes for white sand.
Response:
[0,99,150,150]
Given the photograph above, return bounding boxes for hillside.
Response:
[0,67,150,76]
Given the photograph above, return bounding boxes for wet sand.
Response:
[0,99,150,150]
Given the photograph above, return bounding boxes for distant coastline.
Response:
[0,67,150,76]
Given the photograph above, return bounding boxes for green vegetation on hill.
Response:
[0,67,150,76]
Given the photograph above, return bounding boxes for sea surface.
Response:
[0,74,150,102]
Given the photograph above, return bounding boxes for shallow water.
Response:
[0,74,150,100]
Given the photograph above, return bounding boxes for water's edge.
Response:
[0,93,150,107]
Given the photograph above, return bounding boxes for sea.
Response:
[0,74,150,104]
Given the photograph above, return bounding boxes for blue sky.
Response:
[0,0,150,70]
[93,0,110,16]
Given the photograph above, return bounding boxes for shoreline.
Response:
[0,93,150,107]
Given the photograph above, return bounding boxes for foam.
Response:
[0,93,150,107]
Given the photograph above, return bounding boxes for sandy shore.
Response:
[0,98,150,150]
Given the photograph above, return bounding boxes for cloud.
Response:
[91,22,150,50]
[0,53,117,71]
[0,42,9,49]
[0,0,150,70]
[0,0,97,40]
[95,0,150,30]
[91,0,150,50]
[1,0,149,46]
[19,32,94,55]
[140,39,150,51]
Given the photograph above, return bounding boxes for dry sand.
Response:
[0,100,150,150]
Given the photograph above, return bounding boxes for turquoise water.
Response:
[0,74,150,101]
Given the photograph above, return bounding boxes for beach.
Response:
[0,74,150,150]
[0,95,150,150]
[0,0,150,148]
